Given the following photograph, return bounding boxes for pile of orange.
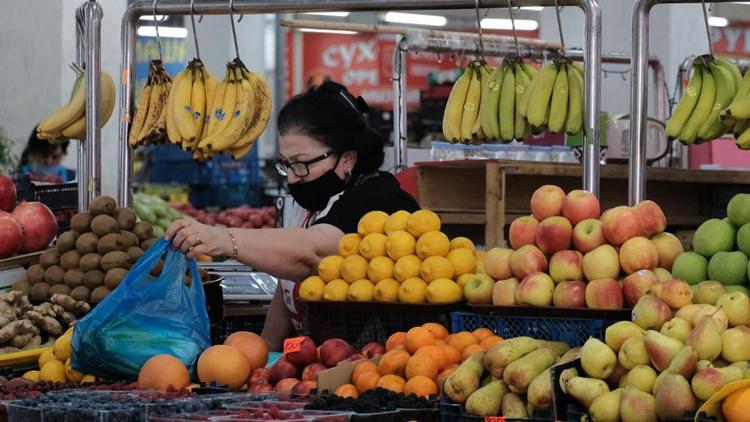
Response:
[333,323,502,399]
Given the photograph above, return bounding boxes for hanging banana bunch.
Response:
[37,68,116,142]
[128,60,172,147]
[443,61,485,144]
[519,59,584,137]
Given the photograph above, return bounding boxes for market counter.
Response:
[415,160,750,248]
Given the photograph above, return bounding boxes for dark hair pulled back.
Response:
[277,81,385,180]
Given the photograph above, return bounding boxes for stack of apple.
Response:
[174,203,276,229]
[0,173,59,260]
[560,286,750,421]
[463,184,684,309]
[249,336,384,395]
[671,192,750,294]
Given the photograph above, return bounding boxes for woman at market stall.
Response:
[17,129,75,183]
[166,81,419,351]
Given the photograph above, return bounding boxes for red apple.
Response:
[248,367,270,385]
[549,250,584,283]
[301,363,328,382]
[0,174,16,212]
[530,185,566,221]
[319,339,354,367]
[573,218,607,254]
[622,269,659,308]
[509,215,540,249]
[515,272,555,307]
[0,211,23,258]
[274,378,301,393]
[633,200,667,237]
[553,280,587,308]
[284,336,317,368]
[248,383,274,393]
[618,236,659,274]
[585,279,624,309]
[509,245,548,280]
[562,190,601,225]
[292,380,317,395]
[269,356,298,384]
[600,206,642,246]
[12,201,57,253]
[535,216,573,255]
[361,343,385,359]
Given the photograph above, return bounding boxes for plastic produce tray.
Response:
[439,397,552,422]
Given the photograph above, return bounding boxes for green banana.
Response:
[547,65,569,133]
[666,65,703,139]
[521,62,538,80]
[565,64,584,135]
[715,58,741,92]
[527,63,559,128]
[724,96,750,120]
[679,63,716,144]
[697,62,736,141]
[499,63,516,141]
[737,124,750,149]
[519,63,548,118]
[733,119,750,137]
[571,62,585,77]
[479,65,502,139]
[460,66,482,142]
[442,67,472,142]
[514,63,531,140]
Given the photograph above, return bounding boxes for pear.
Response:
[539,340,570,356]
[654,374,696,420]
[663,345,698,378]
[686,315,722,361]
[444,351,485,403]
[526,368,553,409]
[633,294,673,330]
[716,292,750,326]
[675,304,728,332]
[651,370,670,396]
[565,376,610,408]
[659,317,692,343]
[580,338,617,379]
[588,388,622,422]
[503,347,557,393]
[483,336,539,378]
[620,385,656,422]
[606,363,628,389]
[621,365,657,393]
[605,321,645,353]
[464,378,508,416]
[691,367,744,401]
[693,280,727,305]
[730,361,750,379]
[559,347,581,362]
[721,325,750,362]
[651,279,693,309]
[501,392,528,418]
[618,336,649,369]
[480,374,497,387]
[643,330,684,371]
[696,360,713,371]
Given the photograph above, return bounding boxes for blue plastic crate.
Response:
[146,143,259,186]
[450,312,612,346]
[189,182,261,209]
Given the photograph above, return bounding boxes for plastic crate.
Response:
[189,182,261,210]
[439,397,553,422]
[450,312,614,346]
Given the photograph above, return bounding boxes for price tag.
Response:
[484,417,506,422]
[284,337,304,354]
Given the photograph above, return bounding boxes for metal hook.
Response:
[474,0,485,62]
[554,0,566,57]
[507,0,521,58]
[700,0,714,56]
[229,0,241,59]
[152,0,163,62]
[189,0,201,59]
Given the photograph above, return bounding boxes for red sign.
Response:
[712,23,750,57]
[283,337,304,354]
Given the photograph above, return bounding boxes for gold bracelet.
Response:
[227,229,239,259]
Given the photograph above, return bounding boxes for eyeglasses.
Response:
[275,152,335,177]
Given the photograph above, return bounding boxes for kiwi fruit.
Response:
[127,247,144,262]
[79,253,102,272]
[90,286,111,304]
[70,286,90,302]
[113,207,137,231]
[120,230,140,248]
[12,279,30,295]
[133,222,154,242]
[141,238,158,250]
[59,250,81,271]
[89,196,116,216]
[104,268,128,290]
[150,260,164,277]
[71,212,93,233]
[26,264,45,284]
[101,251,130,271]
[91,215,119,237]
[30,282,51,301]
[56,231,80,254]
[49,284,71,296]
[97,233,127,255]
[43,265,65,284]
[82,270,105,289]
[39,249,60,269]
[75,232,99,255]
[64,269,84,288]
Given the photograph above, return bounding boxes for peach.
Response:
[622,269,659,308]
[484,247,513,280]
[562,190,601,225]
[650,232,684,271]
[634,200,667,237]
[285,336,317,368]
[509,244,548,280]
[619,236,659,274]
[549,250,584,283]
[509,216,540,250]
[553,280,587,308]
[361,343,386,359]
[585,279,624,309]
[274,378,301,393]
[535,216,573,255]
[530,185,566,221]
[601,206,642,246]
[582,244,621,281]
[292,380,317,395]
[516,272,555,307]
[573,218,607,254]
[301,363,328,382]
[319,339,354,367]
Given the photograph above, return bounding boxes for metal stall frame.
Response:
[629,0,739,205]
[118,0,600,207]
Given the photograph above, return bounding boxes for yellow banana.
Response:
[233,68,273,151]
[209,71,238,149]
[201,69,255,152]
[62,72,117,140]
[547,65,569,133]
[442,67,472,142]
[470,65,490,139]
[166,69,187,145]
[206,70,229,138]
[173,67,196,147]
[38,76,87,134]
[514,62,531,140]
[137,82,165,142]
[666,64,703,139]
[527,63,559,128]
[565,64,584,135]
[480,65,502,140]
[200,70,219,142]
[499,63,516,142]
[190,67,207,149]
[697,62,735,141]
[459,66,482,143]
[679,63,715,144]
[129,83,152,145]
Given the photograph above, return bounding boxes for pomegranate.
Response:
[0,211,23,258]
[12,202,57,253]
[0,174,15,212]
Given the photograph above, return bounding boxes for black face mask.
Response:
[288,168,346,211]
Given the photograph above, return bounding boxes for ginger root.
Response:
[0,320,38,344]
[50,294,91,315]
[27,311,63,336]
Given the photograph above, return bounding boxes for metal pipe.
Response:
[83,1,103,207]
[581,0,602,197]
[392,37,408,170]
[74,6,87,213]
[118,5,138,206]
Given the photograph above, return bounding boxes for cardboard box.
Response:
[317,357,380,393]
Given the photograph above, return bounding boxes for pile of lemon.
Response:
[300,210,482,304]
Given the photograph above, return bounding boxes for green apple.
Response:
[727,193,750,227]
[693,219,736,257]
[737,223,750,257]
[671,252,708,285]
[708,251,749,286]
[726,285,750,296]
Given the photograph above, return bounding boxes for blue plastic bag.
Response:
[71,239,211,380]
